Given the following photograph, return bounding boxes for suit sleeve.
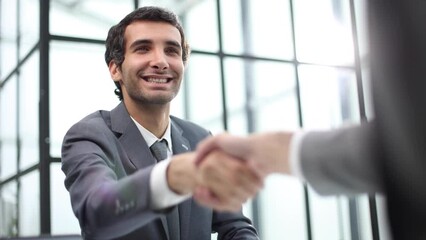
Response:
[61,116,163,239]
[300,121,385,196]
[212,211,259,240]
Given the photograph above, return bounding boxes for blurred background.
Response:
[0,0,392,239]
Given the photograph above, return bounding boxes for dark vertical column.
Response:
[16,0,22,235]
[349,199,361,240]
[239,0,261,234]
[288,0,312,239]
[216,0,228,131]
[348,0,380,239]
[348,0,363,228]
[349,0,366,119]
[39,0,51,235]
[240,0,254,132]
[0,0,2,78]
[368,196,380,240]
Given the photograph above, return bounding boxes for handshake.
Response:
[166,131,294,212]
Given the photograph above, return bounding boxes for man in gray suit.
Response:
[194,0,426,239]
[61,6,260,240]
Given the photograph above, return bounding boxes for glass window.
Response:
[308,188,351,240]
[19,51,39,170]
[50,0,133,39]
[0,76,18,180]
[51,163,80,235]
[354,0,372,119]
[0,181,18,237]
[185,54,224,134]
[224,57,249,135]
[224,58,299,133]
[261,176,307,240]
[19,0,39,59]
[224,57,303,239]
[239,59,304,239]
[376,195,392,239]
[248,0,293,60]
[362,67,374,119]
[19,170,40,236]
[354,195,392,240]
[298,65,360,129]
[219,0,244,55]
[294,0,354,65]
[170,82,186,120]
[184,0,219,53]
[252,61,299,131]
[357,195,373,240]
[298,63,360,240]
[49,41,118,157]
[0,0,18,80]
[221,0,294,60]
[354,0,369,59]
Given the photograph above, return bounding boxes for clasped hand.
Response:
[167,132,292,212]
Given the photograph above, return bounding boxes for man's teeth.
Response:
[147,78,168,83]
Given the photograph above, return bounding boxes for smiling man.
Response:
[61,6,260,240]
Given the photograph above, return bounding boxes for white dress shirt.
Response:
[289,131,308,181]
[131,117,191,210]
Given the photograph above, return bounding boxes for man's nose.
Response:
[150,50,168,70]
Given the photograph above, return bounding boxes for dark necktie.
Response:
[150,140,180,240]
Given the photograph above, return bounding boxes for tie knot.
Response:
[150,139,169,161]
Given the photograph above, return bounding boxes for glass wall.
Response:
[0,0,389,239]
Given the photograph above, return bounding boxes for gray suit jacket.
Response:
[61,102,258,240]
[300,0,426,239]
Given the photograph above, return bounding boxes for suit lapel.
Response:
[110,102,157,172]
[170,120,193,240]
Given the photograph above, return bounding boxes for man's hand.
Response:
[193,150,263,212]
[192,131,294,211]
[167,152,198,195]
[167,130,294,212]
[196,131,293,176]
[166,150,264,212]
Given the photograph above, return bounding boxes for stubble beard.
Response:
[133,92,176,105]
[127,85,179,105]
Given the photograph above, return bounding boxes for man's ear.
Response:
[108,61,122,82]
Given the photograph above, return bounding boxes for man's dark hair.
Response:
[104,6,190,100]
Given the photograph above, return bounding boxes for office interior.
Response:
[0,0,392,239]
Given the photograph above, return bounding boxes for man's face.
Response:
[110,21,184,106]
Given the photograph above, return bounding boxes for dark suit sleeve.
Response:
[212,211,259,240]
[300,122,384,196]
[61,114,162,239]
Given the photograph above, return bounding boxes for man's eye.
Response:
[135,46,149,52]
[166,48,180,55]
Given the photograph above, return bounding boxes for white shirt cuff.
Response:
[289,131,307,182]
[150,158,191,210]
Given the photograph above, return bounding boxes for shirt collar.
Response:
[131,117,172,152]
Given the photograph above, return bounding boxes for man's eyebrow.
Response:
[129,39,152,49]
[166,40,182,49]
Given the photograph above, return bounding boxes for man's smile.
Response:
[145,77,169,83]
